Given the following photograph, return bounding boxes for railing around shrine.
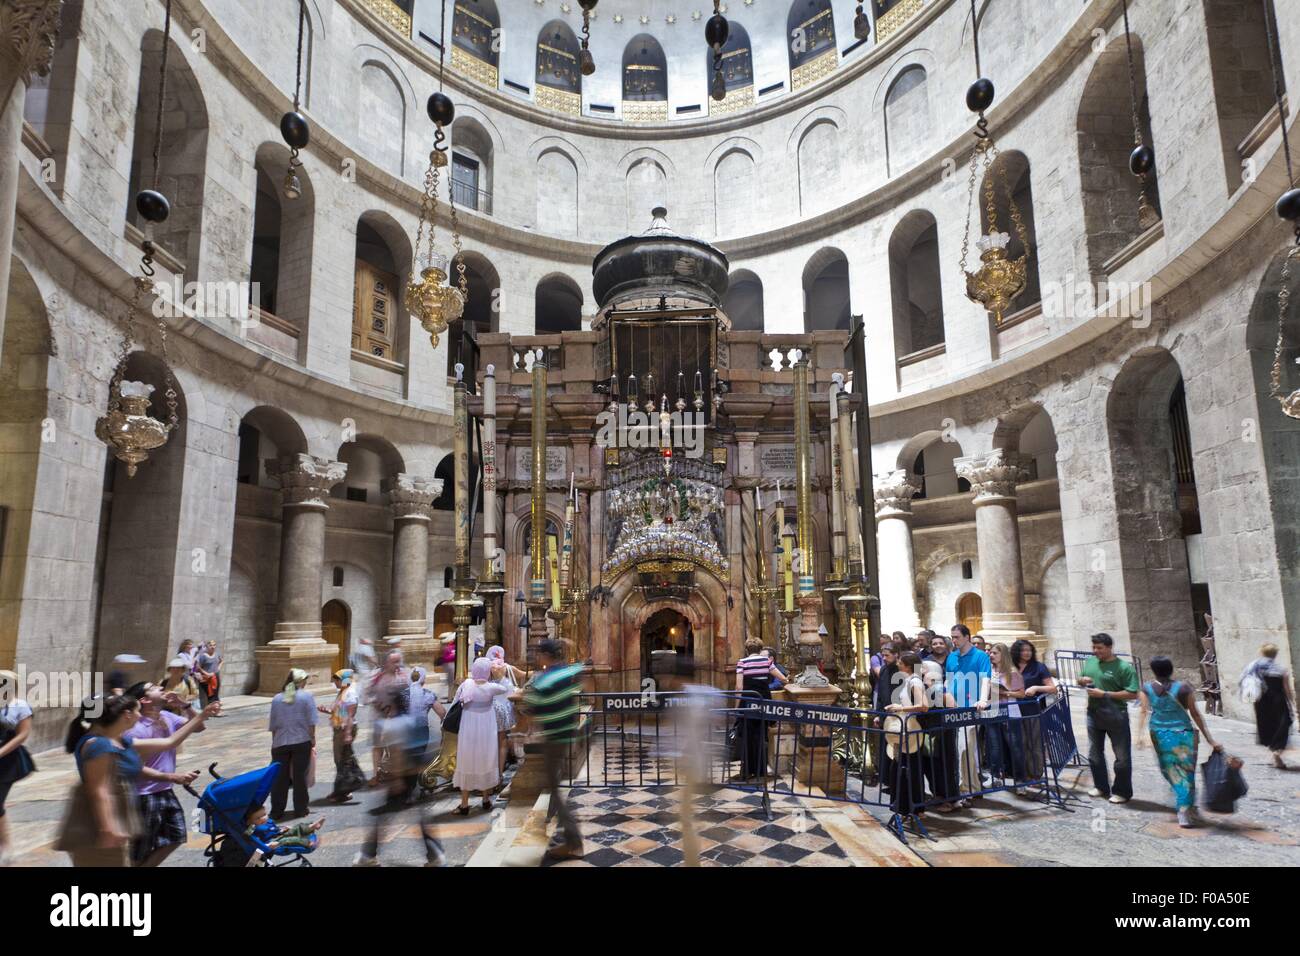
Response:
[564,689,1078,843]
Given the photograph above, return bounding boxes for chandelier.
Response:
[97,0,180,477]
[579,0,598,76]
[1262,2,1300,419]
[405,11,467,348]
[1120,0,1160,231]
[278,0,310,200]
[957,0,1031,324]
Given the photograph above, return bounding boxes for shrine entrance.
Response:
[641,607,695,691]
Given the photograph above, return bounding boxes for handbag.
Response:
[441,699,464,735]
[0,725,35,783]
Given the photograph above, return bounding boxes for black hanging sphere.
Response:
[135,189,170,224]
[1276,187,1300,222]
[279,110,310,150]
[705,14,729,50]
[1129,144,1155,176]
[578,0,598,9]
[966,77,995,113]
[427,92,455,127]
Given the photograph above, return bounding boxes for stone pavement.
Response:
[4,681,516,868]
[856,696,1300,867]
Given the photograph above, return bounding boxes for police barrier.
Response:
[566,688,1078,844]
[1053,650,1141,767]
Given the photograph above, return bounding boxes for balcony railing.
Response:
[451,177,492,215]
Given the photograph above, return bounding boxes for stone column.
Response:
[382,473,442,667]
[955,450,1036,642]
[254,453,347,694]
[873,469,922,633]
[0,2,62,361]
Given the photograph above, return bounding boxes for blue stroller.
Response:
[185,762,318,867]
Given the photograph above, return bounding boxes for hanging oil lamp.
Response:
[579,1,598,76]
[707,2,729,102]
[957,1,1031,324]
[97,0,181,476]
[1262,4,1300,419]
[279,0,310,200]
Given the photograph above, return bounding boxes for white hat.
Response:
[167,657,188,669]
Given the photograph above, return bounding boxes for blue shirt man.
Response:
[945,629,992,709]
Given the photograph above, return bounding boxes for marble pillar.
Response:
[254,453,347,694]
[955,450,1036,643]
[0,1,63,361]
[382,473,442,667]
[873,469,922,633]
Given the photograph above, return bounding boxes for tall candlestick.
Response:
[530,351,548,604]
[829,373,845,580]
[482,364,497,579]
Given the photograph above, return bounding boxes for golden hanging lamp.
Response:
[405,87,468,348]
[97,0,181,477]
[957,3,1031,325]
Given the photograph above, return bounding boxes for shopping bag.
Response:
[1200,750,1247,813]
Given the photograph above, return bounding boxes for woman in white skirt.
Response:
[485,645,523,780]
[452,657,509,814]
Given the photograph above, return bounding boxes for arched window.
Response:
[978,151,1041,318]
[1077,36,1161,274]
[333,436,404,504]
[447,252,499,376]
[451,0,500,87]
[249,144,314,350]
[536,148,578,237]
[724,271,765,331]
[884,65,930,177]
[1204,0,1282,192]
[715,148,756,238]
[708,21,754,112]
[802,249,851,332]
[358,61,405,176]
[623,35,668,123]
[126,30,209,272]
[451,116,493,215]
[626,158,667,232]
[787,0,837,90]
[889,211,945,360]
[535,275,583,333]
[536,20,582,115]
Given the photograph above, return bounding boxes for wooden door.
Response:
[322,599,350,676]
[956,592,983,639]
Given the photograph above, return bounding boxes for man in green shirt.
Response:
[1078,633,1140,803]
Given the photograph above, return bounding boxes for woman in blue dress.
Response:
[1138,655,1222,828]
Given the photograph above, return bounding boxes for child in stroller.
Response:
[185,761,321,867]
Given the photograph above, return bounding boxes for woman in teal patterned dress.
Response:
[1138,655,1222,828]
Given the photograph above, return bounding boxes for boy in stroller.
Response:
[244,805,324,852]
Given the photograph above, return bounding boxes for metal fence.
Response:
[564,689,1078,844]
[1053,649,1144,687]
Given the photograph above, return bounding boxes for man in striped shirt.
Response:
[523,639,584,860]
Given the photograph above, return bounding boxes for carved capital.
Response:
[1,0,63,85]
[955,450,1029,502]
[873,469,920,517]
[384,472,442,520]
[267,453,347,508]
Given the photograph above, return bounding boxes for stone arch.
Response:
[447,250,500,375]
[1105,347,1200,672]
[796,118,841,217]
[251,142,315,339]
[452,0,500,70]
[1076,34,1161,275]
[622,33,668,105]
[450,114,496,214]
[991,403,1058,481]
[901,430,967,499]
[802,247,851,332]
[536,273,584,333]
[978,150,1041,314]
[536,19,582,96]
[724,269,765,331]
[916,549,980,631]
[534,146,579,237]
[883,63,930,177]
[334,434,405,503]
[625,156,668,233]
[786,0,837,73]
[236,405,309,487]
[1204,0,1281,192]
[355,51,410,176]
[354,210,414,368]
[128,28,209,275]
[712,147,756,239]
[889,209,944,359]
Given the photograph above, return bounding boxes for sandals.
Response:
[481,797,493,811]
[455,805,470,816]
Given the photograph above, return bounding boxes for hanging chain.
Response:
[149,0,174,191]
[438,0,448,90]
[1262,0,1299,404]
[1120,0,1143,148]
[959,143,981,274]
[448,168,467,299]
[293,0,305,111]
[999,153,1033,263]
[1262,0,1294,187]
[970,0,981,80]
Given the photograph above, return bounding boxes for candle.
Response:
[755,485,762,511]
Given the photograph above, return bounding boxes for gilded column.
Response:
[791,352,828,686]
[451,363,477,682]
[0,1,63,361]
[873,469,922,633]
[527,350,551,659]
[955,449,1036,642]
[255,453,347,693]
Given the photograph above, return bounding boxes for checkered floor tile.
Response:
[541,786,851,867]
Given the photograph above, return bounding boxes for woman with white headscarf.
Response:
[486,645,522,778]
[452,658,509,814]
[268,669,318,819]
